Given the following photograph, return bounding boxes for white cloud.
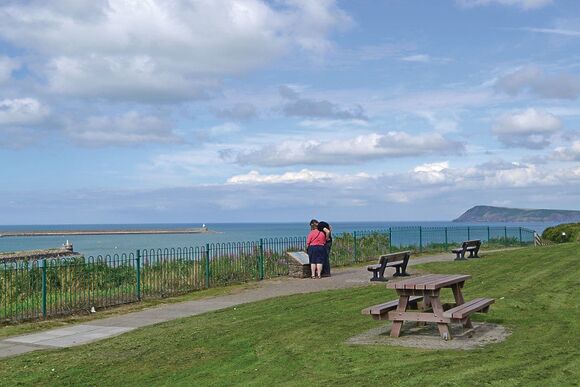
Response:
[401,54,431,63]
[46,56,221,102]
[234,131,463,166]
[400,54,450,64]
[0,98,50,125]
[482,163,553,187]
[495,66,580,100]
[413,161,450,184]
[227,169,336,184]
[299,119,370,129]
[522,27,580,37]
[415,111,459,133]
[492,108,561,135]
[551,140,580,161]
[65,111,182,147]
[492,108,562,149]
[456,0,553,10]
[0,0,348,102]
[138,148,237,186]
[0,98,52,148]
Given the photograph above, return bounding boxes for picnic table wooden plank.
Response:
[424,274,471,290]
[391,274,467,290]
[443,297,494,319]
[402,275,438,290]
[361,296,423,316]
[388,311,450,323]
[443,298,482,316]
[413,274,452,290]
[386,274,440,290]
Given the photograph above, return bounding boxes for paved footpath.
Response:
[0,252,458,359]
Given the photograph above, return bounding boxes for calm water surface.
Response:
[0,221,557,257]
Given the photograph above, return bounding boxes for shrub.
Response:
[542,223,580,243]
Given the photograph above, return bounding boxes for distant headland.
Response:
[453,205,580,223]
[0,227,211,238]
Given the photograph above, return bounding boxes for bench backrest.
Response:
[462,240,481,249]
[379,251,411,264]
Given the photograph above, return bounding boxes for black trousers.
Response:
[322,241,332,276]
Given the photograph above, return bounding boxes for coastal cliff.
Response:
[453,205,580,222]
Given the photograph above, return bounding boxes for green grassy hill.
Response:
[0,244,579,386]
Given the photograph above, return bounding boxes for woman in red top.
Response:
[306,219,328,278]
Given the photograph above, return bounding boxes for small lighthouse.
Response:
[63,240,73,252]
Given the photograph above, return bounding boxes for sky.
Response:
[0,0,579,225]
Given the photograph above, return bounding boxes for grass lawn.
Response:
[0,243,579,386]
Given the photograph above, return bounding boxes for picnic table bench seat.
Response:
[443,297,494,320]
[367,251,411,281]
[361,296,423,320]
[452,240,481,260]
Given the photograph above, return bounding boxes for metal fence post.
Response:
[205,243,211,288]
[259,238,265,280]
[388,228,392,253]
[419,226,423,253]
[519,227,522,245]
[504,226,508,245]
[42,258,47,320]
[136,250,141,301]
[444,227,448,251]
[467,226,471,241]
[487,226,490,242]
[353,231,358,262]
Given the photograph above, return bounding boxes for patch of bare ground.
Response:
[346,322,510,350]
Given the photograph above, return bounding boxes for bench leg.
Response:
[370,271,387,282]
[437,323,451,340]
[454,252,466,261]
[431,297,452,340]
[461,317,473,329]
[390,296,409,338]
[393,266,409,277]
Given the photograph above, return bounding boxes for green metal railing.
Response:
[0,226,535,324]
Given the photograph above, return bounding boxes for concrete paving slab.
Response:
[32,326,134,348]
[89,316,171,328]
[4,325,134,348]
[0,341,42,358]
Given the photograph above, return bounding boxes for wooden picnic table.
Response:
[384,274,493,340]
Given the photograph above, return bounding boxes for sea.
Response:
[0,221,557,257]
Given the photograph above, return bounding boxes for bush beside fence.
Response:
[0,226,534,324]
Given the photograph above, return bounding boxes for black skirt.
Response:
[308,245,327,264]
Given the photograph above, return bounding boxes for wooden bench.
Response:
[367,251,411,281]
[443,297,494,320]
[361,296,423,320]
[451,240,481,260]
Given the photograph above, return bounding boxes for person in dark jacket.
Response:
[317,221,332,277]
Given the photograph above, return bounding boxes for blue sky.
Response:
[0,0,579,224]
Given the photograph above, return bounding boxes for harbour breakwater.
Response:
[0,227,210,238]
